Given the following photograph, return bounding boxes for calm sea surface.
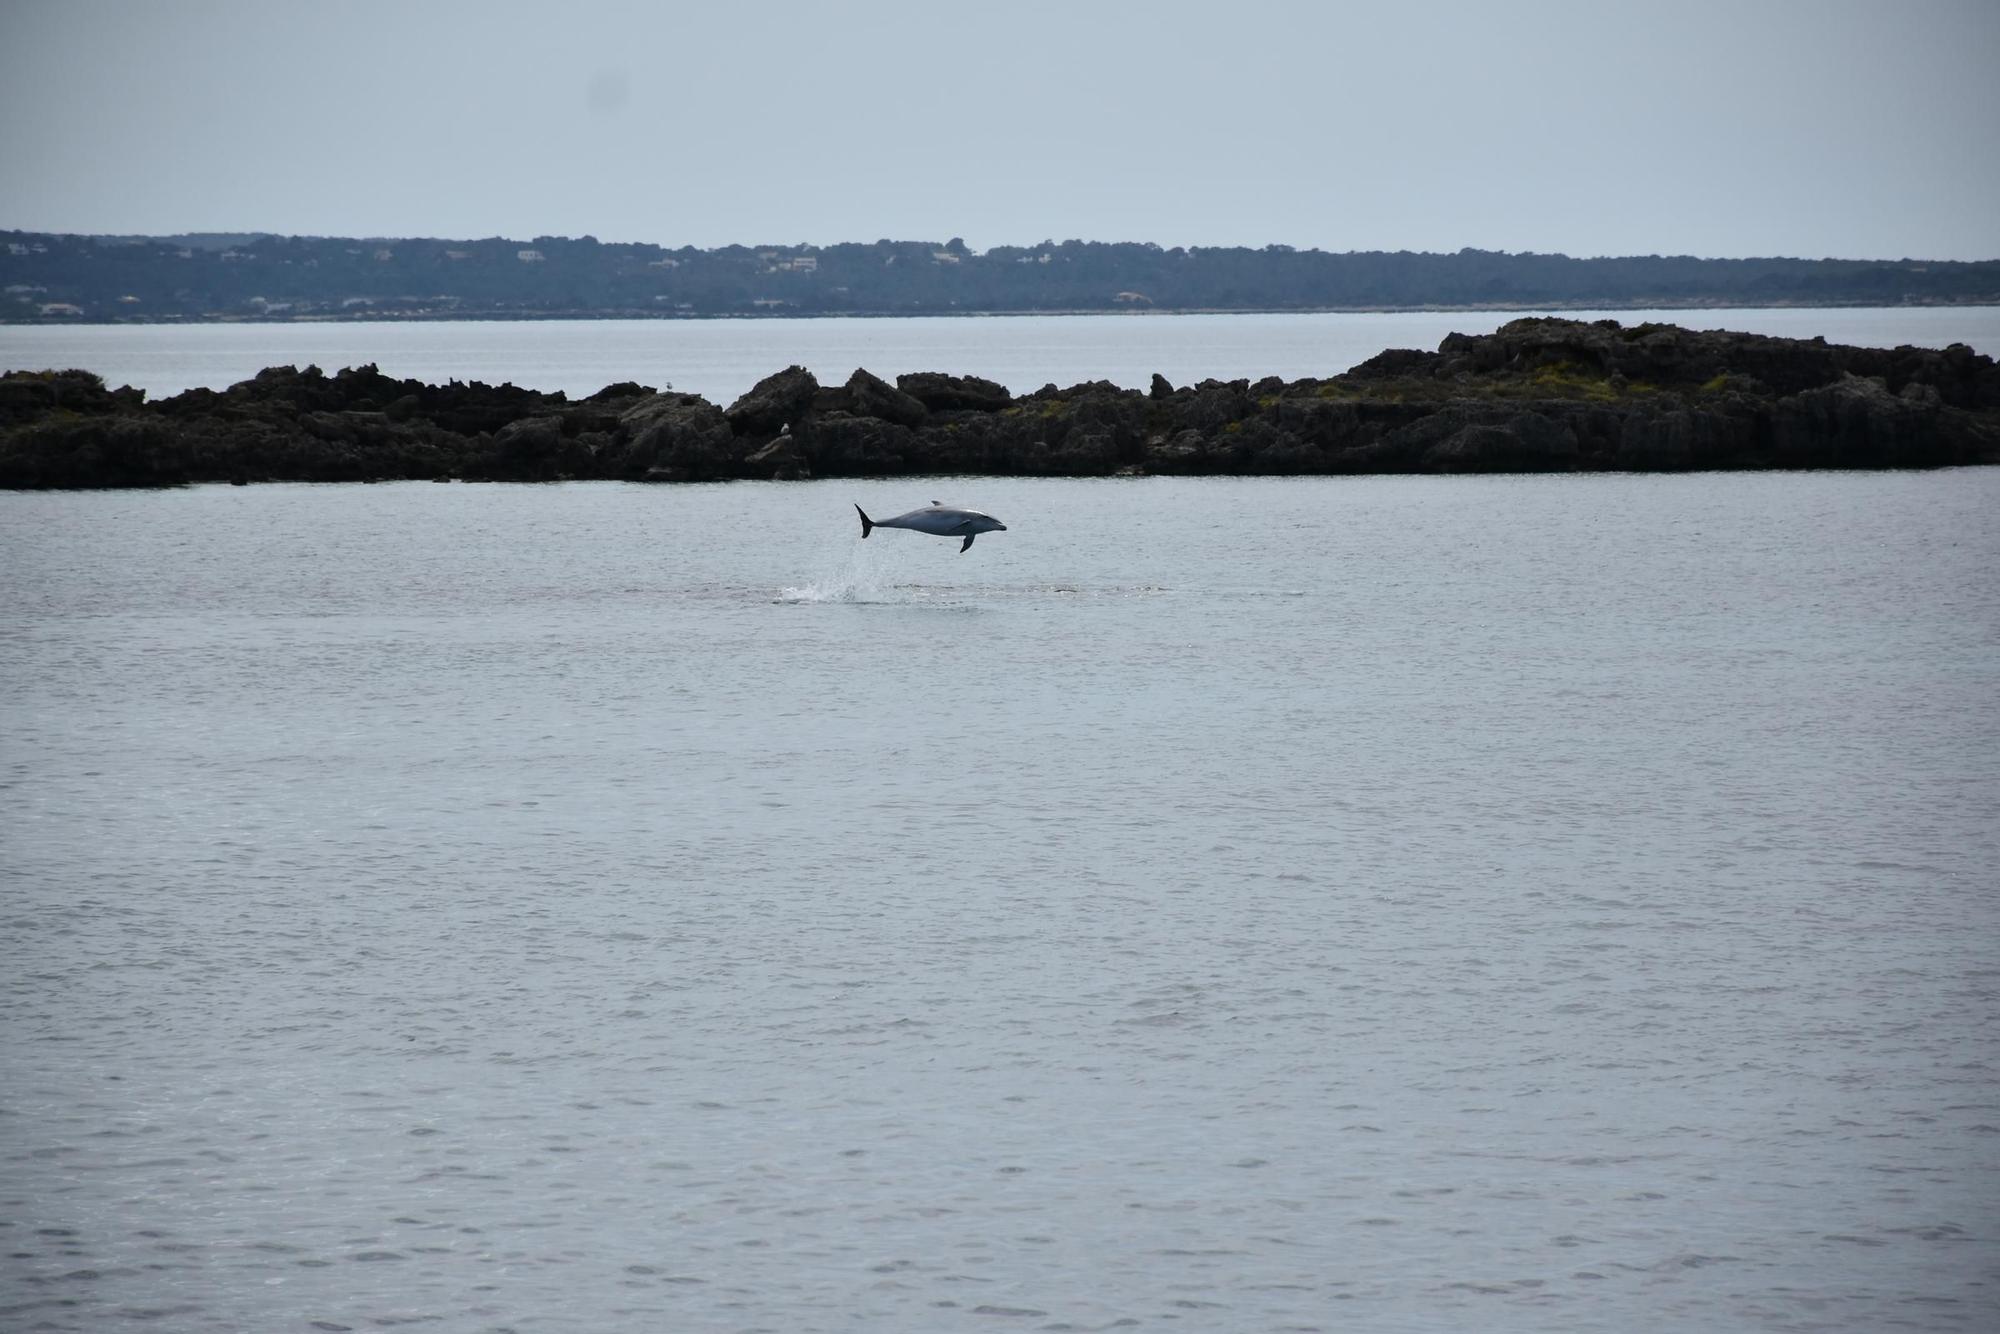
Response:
[3,306,1998,404]
[3,468,1997,1333]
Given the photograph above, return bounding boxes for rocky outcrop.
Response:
[724,365,817,437]
[845,368,927,428]
[615,393,738,480]
[896,371,1011,413]
[3,319,1995,489]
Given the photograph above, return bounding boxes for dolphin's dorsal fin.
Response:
[932,499,943,507]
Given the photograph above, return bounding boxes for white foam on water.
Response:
[774,537,1009,608]
[775,541,906,604]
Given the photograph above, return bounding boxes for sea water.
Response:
[3,471,1996,1332]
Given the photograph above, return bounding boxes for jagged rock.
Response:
[495,415,564,452]
[1772,373,1954,467]
[1424,412,1580,472]
[745,433,810,480]
[1271,397,1364,449]
[1178,380,1255,434]
[485,414,588,480]
[1043,431,1120,474]
[846,368,928,427]
[811,385,855,414]
[0,369,128,425]
[584,381,655,403]
[1147,429,1208,471]
[1347,347,1442,380]
[896,371,1011,412]
[1615,407,1755,470]
[724,365,818,436]
[614,394,737,480]
[1426,424,1522,471]
[0,412,179,487]
[796,412,911,475]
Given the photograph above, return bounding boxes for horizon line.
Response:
[4,227,1997,268]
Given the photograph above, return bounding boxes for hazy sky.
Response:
[4,0,1997,259]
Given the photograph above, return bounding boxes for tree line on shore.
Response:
[6,231,1999,323]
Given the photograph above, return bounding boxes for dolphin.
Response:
[854,501,1008,553]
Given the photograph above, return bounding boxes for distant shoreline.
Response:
[7,298,2000,328]
[8,231,1997,325]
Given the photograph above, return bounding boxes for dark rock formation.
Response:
[896,371,1011,413]
[4,319,1996,489]
[724,365,817,437]
[845,368,927,428]
[616,393,739,481]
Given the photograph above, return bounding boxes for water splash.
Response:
[774,580,884,605]
[775,544,908,605]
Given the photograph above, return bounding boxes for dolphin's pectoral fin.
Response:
[959,534,975,553]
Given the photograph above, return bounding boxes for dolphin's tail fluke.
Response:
[855,504,874,539]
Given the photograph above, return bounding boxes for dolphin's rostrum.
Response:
[855,501,1008,553]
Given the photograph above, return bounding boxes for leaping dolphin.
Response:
[854,501,1008,553]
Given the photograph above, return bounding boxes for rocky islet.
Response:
[2,318,1995,489]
